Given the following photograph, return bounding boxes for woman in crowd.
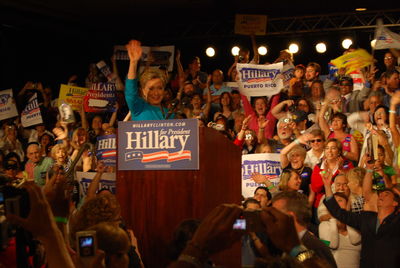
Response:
[213,92,235,131]
[125,40,172,120]
[242,94,280,139]
[318,192,361,268]
[311,138,354,215]
[39,133,54,157]
[279,133,313,195]
[277,168,303,193]
[319,109,359,162]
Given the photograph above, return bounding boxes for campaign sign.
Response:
[84,82,116,113]
[237,62,283,97]
[58,84,89,111]
[242,153,282,198]
[76,172,116,199]
[0,89,18,121]
[96,134,116,166]
[21,93,43,127]
[118,119,199,170]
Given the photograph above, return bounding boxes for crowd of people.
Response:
[0,35,400,268]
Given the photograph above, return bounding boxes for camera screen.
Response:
[233,219,246,230]
[79,236,95,257]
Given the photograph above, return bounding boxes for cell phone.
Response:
[233,210,264,232]
[76,231,97,258]
[233,218,246,230]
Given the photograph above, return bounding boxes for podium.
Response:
[116,127,242,267]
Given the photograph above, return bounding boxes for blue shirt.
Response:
[203,84,232,96]
[125,79,174,121]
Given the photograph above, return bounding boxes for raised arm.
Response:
[250,35,259,64]
[271,99,293,120]
[322,170,363,231]
[202,75,212,119]
[126,40,142,80]
[318,102,331,139]
[125,40,146,115]
[86,161,105,201]
[111,54,125,91]
[7,183,75,268]
[389,91,400,148]
[280,134,312,168]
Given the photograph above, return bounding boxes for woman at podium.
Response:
[125,40,173,120]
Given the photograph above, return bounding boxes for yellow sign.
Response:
[234,14,267,36]
[330,49,374,74]
[58,84,89,111]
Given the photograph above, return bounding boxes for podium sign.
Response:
[118,119,199,170]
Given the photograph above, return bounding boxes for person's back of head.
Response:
[272,191,311,227]
[70,194,121,245]
[87,222,130,268]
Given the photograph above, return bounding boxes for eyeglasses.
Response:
[310,139,322,143]
[384,56,393,60]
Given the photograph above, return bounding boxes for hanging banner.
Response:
[58,84,89,111]
[83,82,116,113]
[237,62,283,97]
[118,119,199,170]
[242,153,282,198]
[234,14,267,35]
[21,93,43,127]
[76,171,116,199]
[96,134,116,166]
[374,19,400,50]
[0,89,18,121]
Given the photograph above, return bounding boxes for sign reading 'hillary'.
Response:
[118,119,199,170]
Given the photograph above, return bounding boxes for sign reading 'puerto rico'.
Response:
[118,119,199,170]
[237,62,283,97]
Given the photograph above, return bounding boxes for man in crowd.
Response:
[24,142,53,186]
[272,191,337,268]
[323,172,400,268]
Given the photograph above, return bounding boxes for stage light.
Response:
[258,46,267,55]
[206,47,215,57]
[355,8,367,11]
[371,39,377,48]
[315,43,326,53]
[288,43,299,54]
[342,39,353,49]
[231,46,240,56]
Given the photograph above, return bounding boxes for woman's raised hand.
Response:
[126,40,142,62]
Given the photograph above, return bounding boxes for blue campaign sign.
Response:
[118,119,199,170]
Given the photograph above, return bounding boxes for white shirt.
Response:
[304,149,324,169]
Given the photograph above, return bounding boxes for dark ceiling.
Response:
[0,0,397,90]
[0,1,389,39]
